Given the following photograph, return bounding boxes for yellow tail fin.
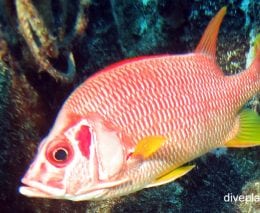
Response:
[225,109,260,148]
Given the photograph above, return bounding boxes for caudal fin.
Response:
[225,109,260,148]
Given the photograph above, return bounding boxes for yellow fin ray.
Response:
[146,165,195,188]
[131,136,166,159]
[225,109,260,148]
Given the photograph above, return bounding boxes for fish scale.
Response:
[61,54,240,196]
[65,56,231,143]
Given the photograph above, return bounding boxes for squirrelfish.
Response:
[19,7,260,201]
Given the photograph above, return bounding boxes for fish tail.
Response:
[225,109,260,147]
[226,34,260,148]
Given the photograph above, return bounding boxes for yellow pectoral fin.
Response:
[146,165,196,188]
[131,136,166,159]
[225,109,260,148]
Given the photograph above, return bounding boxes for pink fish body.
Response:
[19,7,260,201]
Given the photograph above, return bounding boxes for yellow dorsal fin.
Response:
[131,136,166,159]
[195,6,227,59]
[225,109,260,148]
[146,165,195,188]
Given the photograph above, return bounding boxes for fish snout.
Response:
[19,161,66,198]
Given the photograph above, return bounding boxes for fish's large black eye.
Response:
[53,148,68,161]
[46,140,74,168]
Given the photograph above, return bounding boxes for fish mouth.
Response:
[19,178,108,201]
[19,178,66,199]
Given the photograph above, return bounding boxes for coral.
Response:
[0,40,11,124]
[0,0,91,140]
[113,182,184,212]
[237,180,260,213]
[109,0,187,57]
[0,41,12,187]
[251,94,260,114]
[15,0,90,83]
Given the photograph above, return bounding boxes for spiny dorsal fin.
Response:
[145,165,195,188]
[195,6,227,59]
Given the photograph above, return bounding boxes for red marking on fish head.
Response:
[76,125,92,159]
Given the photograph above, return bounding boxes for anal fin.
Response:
[145,165,195,188]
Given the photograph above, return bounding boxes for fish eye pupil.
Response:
[54,148,68,161]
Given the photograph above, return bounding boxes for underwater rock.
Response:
[237,180,260,212]
[109,0,187,56]
[0,61,10,134]
[0,57,11,205]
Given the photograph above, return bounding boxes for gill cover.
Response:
[64,113,128,180]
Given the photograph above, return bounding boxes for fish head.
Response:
[19,113,134,200]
